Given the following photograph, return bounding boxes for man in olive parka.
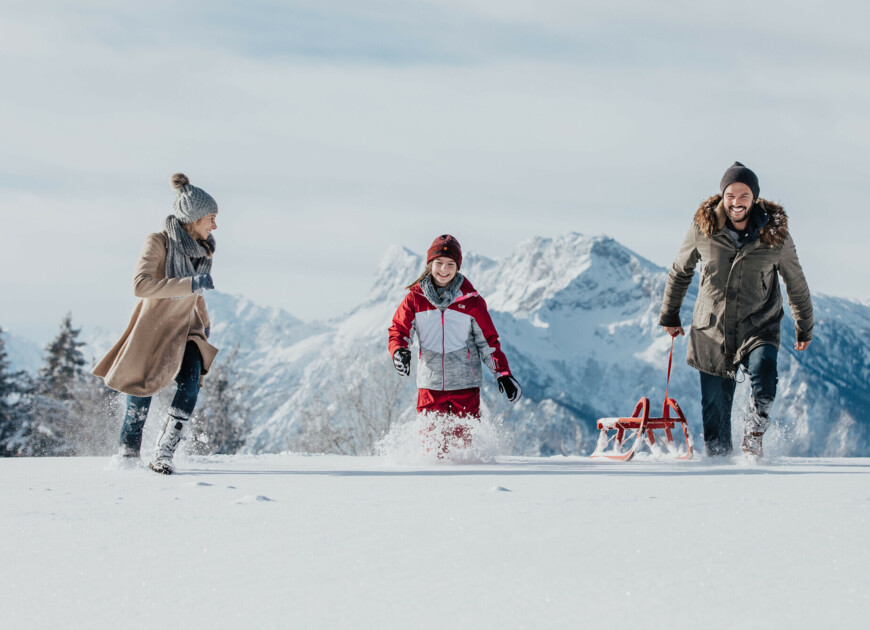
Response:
[659,162,813,458]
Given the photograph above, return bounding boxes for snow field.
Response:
[2,455,868,629]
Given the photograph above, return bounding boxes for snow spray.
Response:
[376,404,511,465]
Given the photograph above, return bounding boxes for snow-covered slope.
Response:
[2,455,868,629]
[205,233,870,457]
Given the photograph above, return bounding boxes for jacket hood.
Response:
[694,194,789,247]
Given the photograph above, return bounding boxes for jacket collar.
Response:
[419,273,466,310]
[695,194,789,246]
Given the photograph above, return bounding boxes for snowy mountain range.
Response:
[206,233,869,457]
[8,233,870,457]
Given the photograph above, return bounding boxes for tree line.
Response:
[0,317,250,457]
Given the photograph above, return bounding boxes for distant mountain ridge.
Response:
[8,233,869,457]
[209,232,870,457]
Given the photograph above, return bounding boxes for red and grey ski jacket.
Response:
[388,276,512,391]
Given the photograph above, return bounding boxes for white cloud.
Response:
[1,1,868,341]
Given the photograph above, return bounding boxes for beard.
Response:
[726,204,751,222]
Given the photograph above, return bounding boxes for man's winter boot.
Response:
[149,415,187,475]
[742,431,764,459]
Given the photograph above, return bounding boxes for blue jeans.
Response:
[699,344,778,457]
[119,341,203,453]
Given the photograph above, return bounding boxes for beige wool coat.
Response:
[92,231,219,397]
[659,196,813,378]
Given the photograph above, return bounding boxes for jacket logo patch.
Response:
[458,304,465,309]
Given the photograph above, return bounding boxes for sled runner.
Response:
[591,337,694,461]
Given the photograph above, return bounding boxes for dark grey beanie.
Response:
[170,173,218,224]
[719,161,760,200]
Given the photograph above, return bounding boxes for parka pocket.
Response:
[759,266,778,296]
[691,301,716,331]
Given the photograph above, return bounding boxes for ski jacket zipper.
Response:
[441,310,446,391]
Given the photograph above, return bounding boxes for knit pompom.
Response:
[170,173,190,190]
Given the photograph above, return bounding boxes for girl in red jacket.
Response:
[388,234,522,454]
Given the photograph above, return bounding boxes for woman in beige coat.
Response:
[93,173,219,474]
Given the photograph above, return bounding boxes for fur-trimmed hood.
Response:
[693,195,789,247]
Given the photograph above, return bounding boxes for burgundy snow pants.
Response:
[417,387,481,417]
[417,388,481,457]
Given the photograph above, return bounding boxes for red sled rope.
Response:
[590,337,694,461]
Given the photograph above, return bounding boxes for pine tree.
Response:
[0,327,19,455]
[15,314,87,455]
[2,318,118,457]
[0,326,37,456]
[39,313,86,401]
[0,326,12,412]
[20,313,104,456]
[43,314,119,455]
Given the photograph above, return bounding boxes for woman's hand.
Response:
[192,273,214,292]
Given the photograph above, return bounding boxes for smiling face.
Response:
[431,256,458,287]
[186,213,217,241]
[723,182,754,227]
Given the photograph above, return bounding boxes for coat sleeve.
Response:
[132,233,194,299]
[470,297,511,377]
[388,293,416,356]
[778,234,814,342]
[659,224,701,327]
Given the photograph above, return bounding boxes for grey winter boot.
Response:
[742,430,764,459]
[149,415,187,475]
[742,408,770,460]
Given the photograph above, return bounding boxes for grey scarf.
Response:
[164,215,215,294]
[420,273,465,311]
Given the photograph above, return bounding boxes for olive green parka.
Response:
[659,195,813,378]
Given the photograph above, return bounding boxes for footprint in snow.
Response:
[486,486,511,493]
[236,494,275,504]
[184,481,213,488]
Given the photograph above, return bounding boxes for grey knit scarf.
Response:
[164,215,215,294]
[420,273,465,311]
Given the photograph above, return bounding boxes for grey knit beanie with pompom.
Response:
[170,173,218,224]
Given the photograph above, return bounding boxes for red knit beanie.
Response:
[426,234,462,269]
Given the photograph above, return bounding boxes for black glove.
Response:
[498,374,522,403]
[192,273,214,292]
[392,348,411,376]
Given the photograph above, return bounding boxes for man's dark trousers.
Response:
[699,343,778,456]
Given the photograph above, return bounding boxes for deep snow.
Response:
[2,454,868,629]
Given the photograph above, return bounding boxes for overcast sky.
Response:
[1,0,868,344]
